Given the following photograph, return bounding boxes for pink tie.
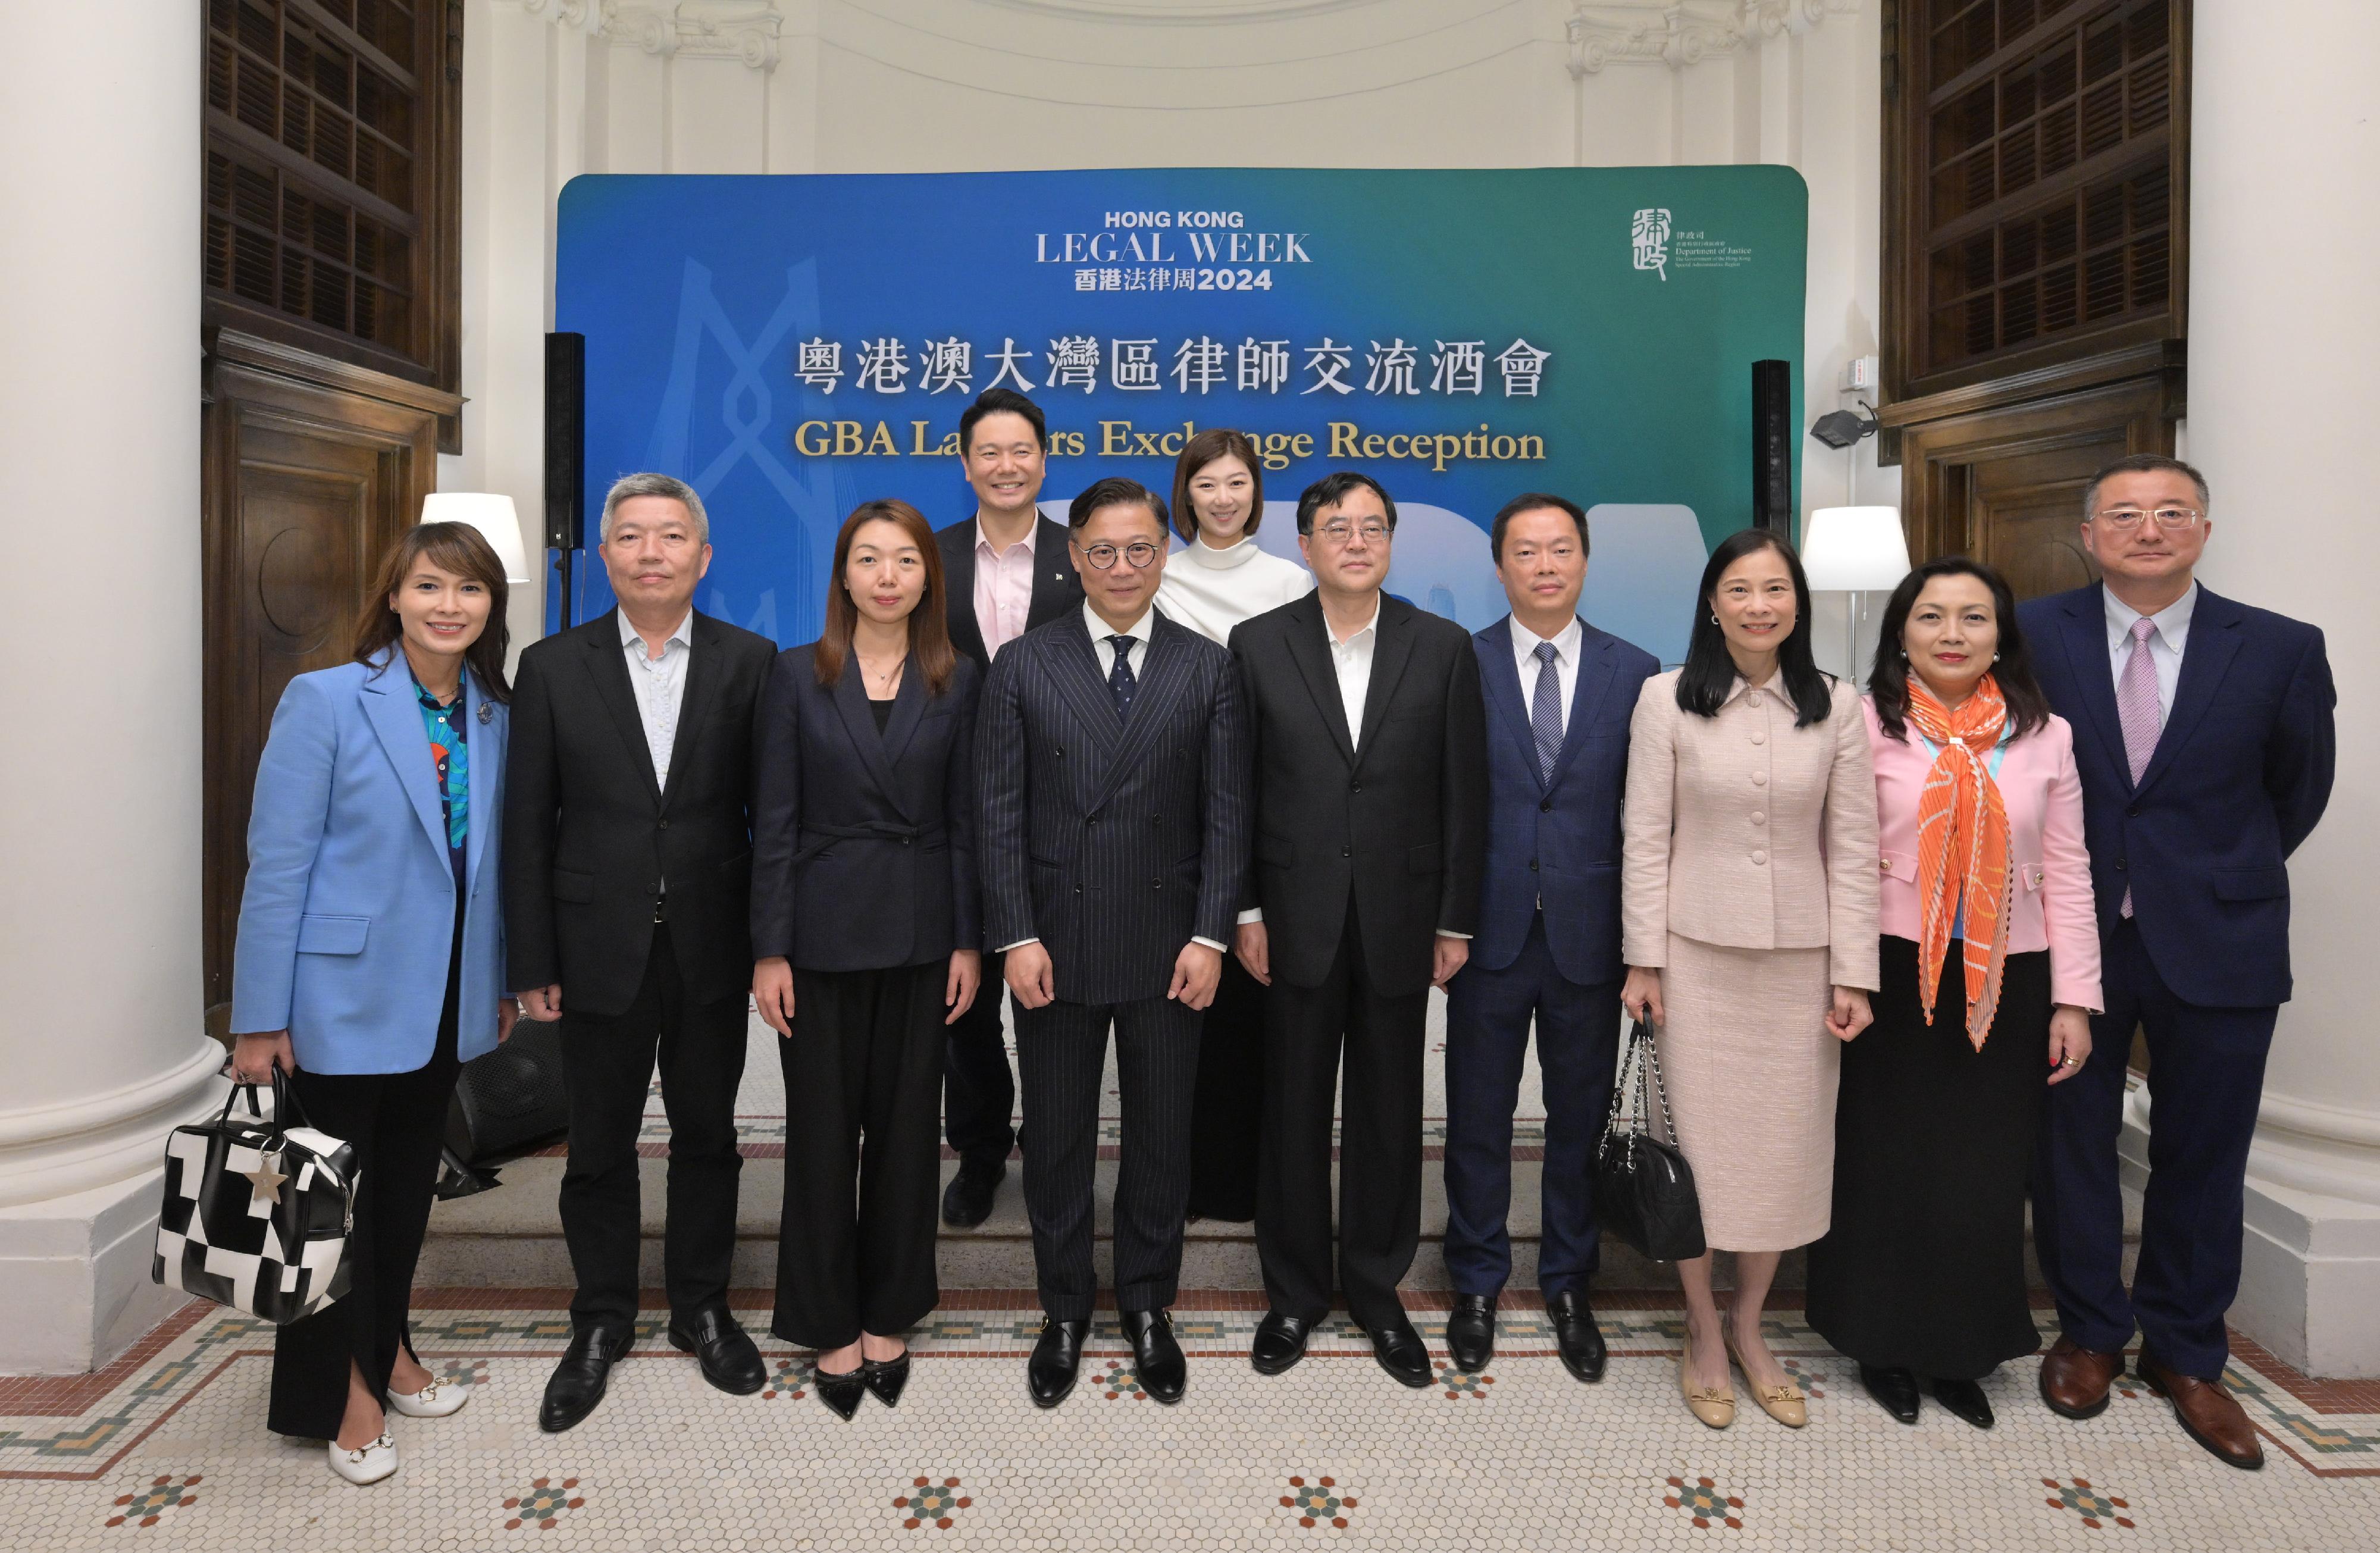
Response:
[2116,615,2161,917]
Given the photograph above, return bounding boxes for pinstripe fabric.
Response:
[976,612,1252,1005]
[1014,996,1202,1319]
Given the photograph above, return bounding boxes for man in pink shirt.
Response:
[933,387,1084,1226]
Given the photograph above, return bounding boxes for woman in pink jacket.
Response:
[1805,556,2101,1432]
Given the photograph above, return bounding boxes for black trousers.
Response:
[268,929,463,1440]
[772,963,947,1350]
[1256,898,1429,1330]
[558,922,749,1328]
[2033,918,2278,1378]
[1442,913,1623,1300]
[942,948,1018,1173]
[1014,994,1201,1322]
[1185,954,1266,1222]
[1806,938,2050,1379]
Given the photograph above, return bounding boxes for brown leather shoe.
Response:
[2135,1352,2265,1470]
[2038,1335,2124,1420]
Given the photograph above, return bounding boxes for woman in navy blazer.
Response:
[229,521,517,1485]
[751,499,982,1418]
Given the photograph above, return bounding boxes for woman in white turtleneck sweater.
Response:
[1155,430,1313,1222]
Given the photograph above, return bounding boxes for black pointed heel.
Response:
[860,1352,910,1408]
[814,1363,865,1420]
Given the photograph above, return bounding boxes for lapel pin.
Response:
[478,702,494,724]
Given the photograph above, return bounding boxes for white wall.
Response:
[449,0,1891,662]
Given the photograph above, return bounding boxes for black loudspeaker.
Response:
[544,331,587,552]
[1750,358,1793,531]
[443,1019,571,1167]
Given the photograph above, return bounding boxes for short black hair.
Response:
[2084,452,2208,516]
[959,386,1047,455]
[1295,471,1397,535]
[1490,493,1588,562]
[1067,476,1169,533]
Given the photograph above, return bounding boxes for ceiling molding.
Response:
[552,1,787,70]
[1567,0,1856,78]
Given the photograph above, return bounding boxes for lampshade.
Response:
[1799,506,1910,591]
[421,492,532,584]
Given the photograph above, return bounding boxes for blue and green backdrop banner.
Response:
[554,166,1808,662]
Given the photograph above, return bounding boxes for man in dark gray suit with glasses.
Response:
[974,476,1250,1409]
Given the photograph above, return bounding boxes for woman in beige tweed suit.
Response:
[1621,529,1880,1431]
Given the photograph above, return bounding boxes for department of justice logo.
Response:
[1632,208,1672,281]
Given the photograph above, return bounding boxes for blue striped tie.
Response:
[1107,635,1138,718]
[1530,640,1562,785]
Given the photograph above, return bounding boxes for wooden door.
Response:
[202,331,458,1025]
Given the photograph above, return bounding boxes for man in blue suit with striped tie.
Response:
[1441,494,1658,1380]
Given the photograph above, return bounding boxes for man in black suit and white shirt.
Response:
[1230,471,1488,1388]
[933,387,1086,1229]
[506,472,778,1431]
[975,477,1250,1407]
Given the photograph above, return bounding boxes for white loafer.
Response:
[328,1432,397,1485]
[387,1377,468,1418]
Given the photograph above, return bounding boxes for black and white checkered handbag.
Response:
[152,1069,357,1324]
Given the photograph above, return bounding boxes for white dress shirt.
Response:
[1326,594,1383,748]
[621,609,694,791]
[1001,602,1224,955]
[1510,615,1584,737]
[2103,581,2197,721]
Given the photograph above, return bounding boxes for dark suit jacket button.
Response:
[1075,884,1083,894]
[1539,800,1552,812]
[2127,804,2141,817]
[1088,816,1099,826]
[1529,859,1539,871]
[1151,878,1162,890]
[659,818,670,829]
[901,836,912,846]
[2115,856,2127,871]
[1341,846,1351,858]
[1350,781,1362,793]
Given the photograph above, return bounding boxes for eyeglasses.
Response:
[1072,539,1161,571]
[1314,519,1390,545]
[2092,507,2203,530]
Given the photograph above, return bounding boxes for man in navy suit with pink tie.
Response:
[1441,494,1658,1381]
[2022,454,2335,1470]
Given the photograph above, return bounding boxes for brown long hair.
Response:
[1169,427,1266,544]
[814,500,957,695]
[352,521,512,700]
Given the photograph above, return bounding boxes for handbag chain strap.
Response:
[1601,1018,1677,1152]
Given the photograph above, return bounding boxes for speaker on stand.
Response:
[1750,358,1793,533]
[544,331,587,631]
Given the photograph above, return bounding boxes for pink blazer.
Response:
[1864,698,2103,1013]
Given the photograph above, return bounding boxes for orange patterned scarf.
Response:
[1908,674,2014,1049]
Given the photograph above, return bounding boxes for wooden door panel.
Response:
[202,333,454,1020]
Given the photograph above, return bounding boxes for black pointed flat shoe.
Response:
[814,1363,865,1420]
[1931,1375,1995,1429]
[860,1352,910,1409]
[1859,1363,1921,1424]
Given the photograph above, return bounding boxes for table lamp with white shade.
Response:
[1799,506,1911,680]
[419,492,532,585]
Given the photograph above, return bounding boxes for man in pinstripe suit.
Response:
[976,476,1252,1408]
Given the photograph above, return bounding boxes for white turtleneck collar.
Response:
[1182,533,1263,570]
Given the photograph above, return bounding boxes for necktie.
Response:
[2115,615,2162,918]
[1107,634,1138,718]
[1530,640,1563,785]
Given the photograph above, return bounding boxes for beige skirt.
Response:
[1653,932,1837,1253]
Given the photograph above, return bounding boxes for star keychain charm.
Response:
[240,1151,289,1208]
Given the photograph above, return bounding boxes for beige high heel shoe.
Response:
[1721,1314,1808,1427]
[1678,1333,1736,1429]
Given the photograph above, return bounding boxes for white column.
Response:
[0,9,226,1370]
[2182,2,2380,1376]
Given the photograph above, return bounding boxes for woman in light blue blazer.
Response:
[229,520,516,1485]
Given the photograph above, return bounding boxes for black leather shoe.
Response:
[1545,1291,1608,1382]
[1358,1316,1433,1388]
[1445,1295,1496,1374]
[814,1363,865,1420]
[1932,1375,1996,1429]
[667,1306,765,1396]
[1860,1363,1921,1424]
[1026,1317,1088,1408]
[940,1164,1004,1229]
[860,1352,910,1409]
[1123,1309,1188,1403]
[539,1321,634,1432]
[1250,1311,1311,1376]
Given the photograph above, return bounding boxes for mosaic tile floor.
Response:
[4,1294,2374,1549]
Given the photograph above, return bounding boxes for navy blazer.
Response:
[934,514,1085,672]
[1470,615,1659,985]
[231,652,508,1073]
[749,646,981,972]
[2018,583,2335,1007]
[976,610,1251,1005]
